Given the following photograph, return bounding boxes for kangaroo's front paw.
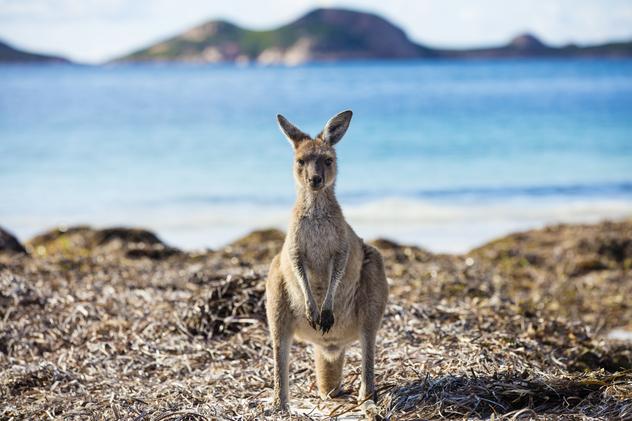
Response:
[305,302,320,330]
[319,308,334,334]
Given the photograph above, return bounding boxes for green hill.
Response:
[115,8,632,64]
[116,8,434,64]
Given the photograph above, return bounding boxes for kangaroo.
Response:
[266,110,389,413]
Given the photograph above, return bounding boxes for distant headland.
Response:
[2,8,632,64]
[113,8,632,64]
[0,40,70,64]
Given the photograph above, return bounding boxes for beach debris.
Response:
[180,272,266,338]
[0,220,630,419]
[0,272,46,316]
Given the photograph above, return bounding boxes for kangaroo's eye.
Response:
[297,159,305,166]
[325,158,333,166]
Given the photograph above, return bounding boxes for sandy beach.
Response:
[1,220,631,419]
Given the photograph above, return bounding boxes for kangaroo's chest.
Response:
[297,216,340,274]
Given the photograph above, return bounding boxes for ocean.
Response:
[1,59,631,252]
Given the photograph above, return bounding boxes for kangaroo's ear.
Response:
[321,110,352,146]
[277,114,310,149]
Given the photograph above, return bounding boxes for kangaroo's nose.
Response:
[310,175,323,186]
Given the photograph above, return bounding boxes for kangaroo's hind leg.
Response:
[315,345,346,400]
[357,244,388,404]
[266,255,295,412]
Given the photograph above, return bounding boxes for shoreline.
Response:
[5,199,632,255]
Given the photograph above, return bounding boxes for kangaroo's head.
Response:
[276,110,352,192]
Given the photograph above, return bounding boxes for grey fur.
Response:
[277,114,310,149]
[319,110,353,145]
[266,110,389,413]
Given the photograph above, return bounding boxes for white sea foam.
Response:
[7,196,632,254]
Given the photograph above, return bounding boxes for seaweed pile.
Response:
[1,221,631,420]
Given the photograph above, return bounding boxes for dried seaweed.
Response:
[0,222,630,420]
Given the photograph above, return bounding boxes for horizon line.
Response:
[2,6,632,65]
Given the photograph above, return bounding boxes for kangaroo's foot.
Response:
[265,402,289,416]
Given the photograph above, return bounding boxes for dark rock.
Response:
[370,238,402,251]
[28,226,93,253]
[27,225,179,259]
[94,227,163,246]
[568,257,609,277]
[125,246,179,260]
[371,238,434,265]
[224,229,285,264]
[0,227,27,255]
[230,229,285,247]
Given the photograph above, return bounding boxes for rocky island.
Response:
[115,8,632,64]
[0,39,70,63]
[117,8,429,65]
[3,8,630,66]
[1,220,631,419]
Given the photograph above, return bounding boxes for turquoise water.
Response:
[1,60,631,251]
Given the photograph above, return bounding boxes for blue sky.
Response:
[1,0,632,63]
